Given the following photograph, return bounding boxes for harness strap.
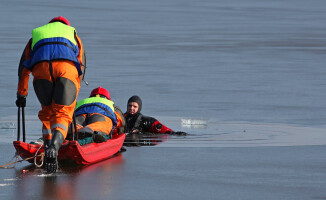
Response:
[49,61,55,84]
[133,114,143,131]
[114,105,126,134]
[33,41,76,54]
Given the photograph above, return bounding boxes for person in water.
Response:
[124,95,187,135]
[16,16,86,173]
[73,87,125,143]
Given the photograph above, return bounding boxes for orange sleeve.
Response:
[17,40,32,97]
[75,35,86,69]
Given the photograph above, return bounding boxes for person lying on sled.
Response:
[72,87,124,143]
[124,95,187,135]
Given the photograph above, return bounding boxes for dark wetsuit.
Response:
[124,112,173,134]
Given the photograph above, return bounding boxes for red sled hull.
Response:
[13,133,126,165]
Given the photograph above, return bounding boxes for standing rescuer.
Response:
[15,16,86,173]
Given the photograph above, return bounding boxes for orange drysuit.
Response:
[75,108,124,137]
[17,35,86,141]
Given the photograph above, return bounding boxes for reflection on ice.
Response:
[181,118,208,129]
[124,133,169,147]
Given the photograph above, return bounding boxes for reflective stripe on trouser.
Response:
[33,61,81,139]
[51,123,67,135]
[42,126,52,140]
[76,113,113,136]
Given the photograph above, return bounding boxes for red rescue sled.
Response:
[13,133,126,165]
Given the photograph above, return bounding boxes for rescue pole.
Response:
[17,106,26,142]
[22,107,26,142]
[72,113,78,140]
[17,107,20,141]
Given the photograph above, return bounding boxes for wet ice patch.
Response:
[36,171,70,177]
[37,174,56,177]
[181,118,208,128]
[0,183,14,187]
[0,122,15,129]
[0,178,17,187]
[181,118,208,125]
[3,178,17,181]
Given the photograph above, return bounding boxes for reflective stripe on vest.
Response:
[31,22,77,50]
[76,97,115,112]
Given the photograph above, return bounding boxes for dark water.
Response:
[1,0,326,199]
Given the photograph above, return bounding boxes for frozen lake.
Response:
[0,0,326,199]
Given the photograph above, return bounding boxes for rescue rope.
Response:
[0,153,20,169]
[0,151,44,169]
[34,145,44,168]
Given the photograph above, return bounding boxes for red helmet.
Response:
[90,87,111,100]
[49,16,70,26]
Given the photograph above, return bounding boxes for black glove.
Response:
[174,131,188,136]
[16,95,26,107]
[166,131,188,136]
[155,123,163,131]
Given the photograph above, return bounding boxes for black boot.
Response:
[92,131,107,143]
[43,139,51,147]
[44,130,64,174]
